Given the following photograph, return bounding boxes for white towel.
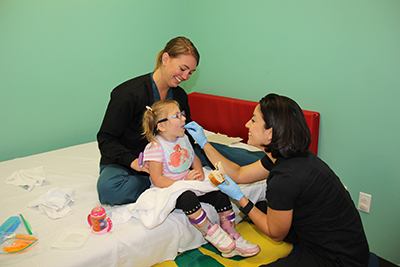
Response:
[112,179,218,229]
[5,166,47,191]
[111,168,217,228]
[28,187,75,219]
[110,167,267,229]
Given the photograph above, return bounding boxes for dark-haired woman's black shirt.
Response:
[261,152,369,267]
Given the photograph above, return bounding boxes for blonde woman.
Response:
[97,37,199,206]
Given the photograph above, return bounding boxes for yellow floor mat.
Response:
[153,221,292,267]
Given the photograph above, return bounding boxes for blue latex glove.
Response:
[217,175,245,201]
[184,121,208,149]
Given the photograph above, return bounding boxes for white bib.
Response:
[155,135,194,174]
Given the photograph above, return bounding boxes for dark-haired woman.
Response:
[184,93,369,266]
[97,37,200,206]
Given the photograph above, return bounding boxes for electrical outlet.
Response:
[357,192,372,213]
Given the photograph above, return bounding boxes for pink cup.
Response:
[87,206,112,234]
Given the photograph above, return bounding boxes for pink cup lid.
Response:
[90,206,106,217]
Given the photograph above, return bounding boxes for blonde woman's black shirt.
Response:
[97,73,192,168]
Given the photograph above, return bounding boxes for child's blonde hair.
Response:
[142,100,180,143]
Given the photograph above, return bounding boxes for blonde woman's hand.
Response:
[140,162,150,173]
[130,158,149,174]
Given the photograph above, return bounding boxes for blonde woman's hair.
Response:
[154,36,200,71]
[142,100,180,143]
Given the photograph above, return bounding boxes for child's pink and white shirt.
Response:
[143,134,195,182]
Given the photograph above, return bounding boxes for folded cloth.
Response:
[5,166,46,191]
[28,187,75,219]
[207,133,243,146]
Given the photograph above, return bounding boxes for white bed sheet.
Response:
[0,141,266,267]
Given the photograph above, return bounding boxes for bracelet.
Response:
[239,200,254,215]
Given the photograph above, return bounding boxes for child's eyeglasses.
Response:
[156,110,186,128]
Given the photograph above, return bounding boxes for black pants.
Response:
[175,190,232,215]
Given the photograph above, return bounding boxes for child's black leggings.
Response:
[175,190,232,215]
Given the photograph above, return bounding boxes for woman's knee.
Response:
[97,164,150,205]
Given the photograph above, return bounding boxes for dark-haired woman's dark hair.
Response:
[259,93,311,159]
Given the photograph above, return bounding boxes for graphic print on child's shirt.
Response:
[155,135,194,174]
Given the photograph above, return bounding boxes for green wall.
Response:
[1,0,399,264]
[0,0,186,160]
[186,1,400,264]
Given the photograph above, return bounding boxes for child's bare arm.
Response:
[148,161,176,188]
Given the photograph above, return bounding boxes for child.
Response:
[141,100,260,258]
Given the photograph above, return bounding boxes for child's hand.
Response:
[196,171,205,181]
[184,170,204,181]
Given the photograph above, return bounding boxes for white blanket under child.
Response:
[111,167,266,229]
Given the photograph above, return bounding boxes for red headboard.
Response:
[188,92,320,155]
